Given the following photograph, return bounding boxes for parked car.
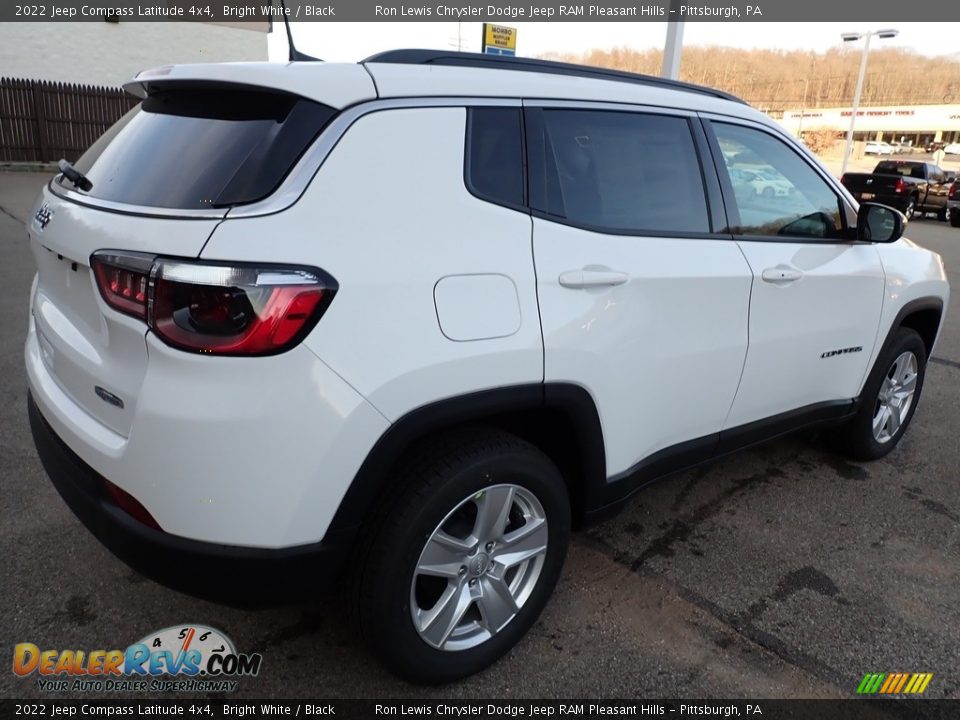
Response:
[841,160,952,220]
[948,178,960,227]
[729,167,793,197]
[25,50,950,684]
[865,141,895,155]
[944,142,960,155]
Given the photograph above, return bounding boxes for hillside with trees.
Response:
[540,47,960,111]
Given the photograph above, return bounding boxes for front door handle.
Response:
[761,267,803,284]
[559,269,630,289]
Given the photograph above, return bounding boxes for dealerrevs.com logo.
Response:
[13,625,262,693]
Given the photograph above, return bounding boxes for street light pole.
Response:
[662,21,685,79]
[840,28,898,175]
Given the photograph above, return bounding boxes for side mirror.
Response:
[857,202,905,243]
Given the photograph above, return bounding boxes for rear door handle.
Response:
[559,269,630,289]
[761,267,803,284]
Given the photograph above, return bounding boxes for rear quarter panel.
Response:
[201,106,544,421]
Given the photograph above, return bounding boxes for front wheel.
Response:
[355,430,570,683]
[937,206,948,222]
[829,328,927,461]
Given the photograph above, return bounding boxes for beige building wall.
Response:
[0,21,269,87]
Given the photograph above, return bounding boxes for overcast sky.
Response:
[268,22,960,62]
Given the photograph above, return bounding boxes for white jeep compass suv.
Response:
[25,51,949,683]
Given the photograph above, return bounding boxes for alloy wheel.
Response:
[873,351,918,443]
[409,484,548,651]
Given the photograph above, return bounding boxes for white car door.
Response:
[526,104,753,481]
[702,116,885,430]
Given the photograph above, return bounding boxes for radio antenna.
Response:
[277,0,321,61]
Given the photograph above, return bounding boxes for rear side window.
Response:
[466,108,525,208]
[65,88,336,209]
[529,109,710,235]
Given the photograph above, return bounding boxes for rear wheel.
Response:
[830,328,926,461]
[937,206,948,222]
[951,208,960,227]
[904,197,917,220]
[355,430,570,683]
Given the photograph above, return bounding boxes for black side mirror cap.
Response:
[857,202,905,243]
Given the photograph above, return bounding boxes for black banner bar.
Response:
[4,1,960,22]
[1,700,958,720]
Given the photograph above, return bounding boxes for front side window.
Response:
[531,109,711,235]
[712,122,845,239]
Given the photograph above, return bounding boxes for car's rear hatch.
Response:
[29,192,220,437]
[29,66,374,438]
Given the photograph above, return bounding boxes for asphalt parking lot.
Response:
[1,171,958,700]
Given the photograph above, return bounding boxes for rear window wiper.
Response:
[58,159,93,192]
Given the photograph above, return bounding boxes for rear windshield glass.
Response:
[63,88,336,209]
[874,162,924,177]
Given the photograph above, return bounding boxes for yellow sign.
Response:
[482,24,517,55]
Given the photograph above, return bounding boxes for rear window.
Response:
[64,88,336,209]
[874,162,924,177]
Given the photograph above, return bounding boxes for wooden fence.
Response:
[0,78,138,163]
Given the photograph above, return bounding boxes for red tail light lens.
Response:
[950,181,958,199]
[91,252,336,356]
[894,178,906,193]
[91,253,153,320]
[151,262,331,355]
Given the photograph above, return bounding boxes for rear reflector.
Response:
[91,253,336,356]
[102,478,162,531]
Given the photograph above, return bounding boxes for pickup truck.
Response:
[841,161,952,220]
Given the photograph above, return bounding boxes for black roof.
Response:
[361,49,746,104]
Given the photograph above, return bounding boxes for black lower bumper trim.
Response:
[28,392,353,607]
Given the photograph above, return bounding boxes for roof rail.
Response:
[361,49,746,104]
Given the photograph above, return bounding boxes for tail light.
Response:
[840,174,848,186]
[950,181,958,199]
[894,178,906,194]
[91,253,336,356]
[91,253,153,320]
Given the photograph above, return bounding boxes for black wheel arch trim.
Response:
[878,296,944,358]
[326,383,607,535]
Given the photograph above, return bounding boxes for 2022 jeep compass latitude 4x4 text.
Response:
[25,51,949,683]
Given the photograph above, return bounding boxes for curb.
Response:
[0,162,58,173]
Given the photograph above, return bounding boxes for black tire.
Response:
[904,196,916,220]
[355,428,570,683]
[951,208,960,228]
[761,186,775,198]
[830,327,927,461]
[937,206,948,222]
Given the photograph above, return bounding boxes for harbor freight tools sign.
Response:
[5,1,960,22]
[482,23,517,55]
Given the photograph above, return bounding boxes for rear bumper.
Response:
[28,393,353,606]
